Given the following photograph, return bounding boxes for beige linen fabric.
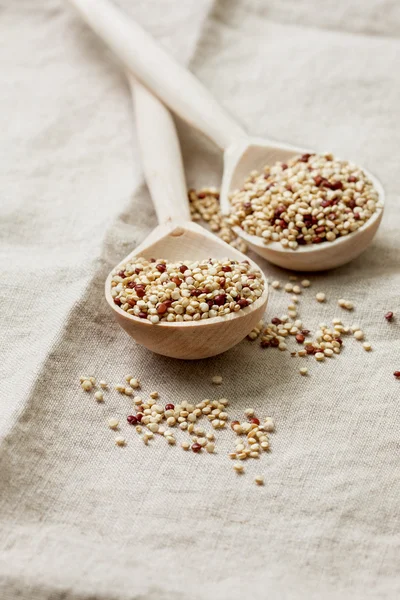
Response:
[0,1,399,598]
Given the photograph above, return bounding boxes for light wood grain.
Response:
[71,0,384,273]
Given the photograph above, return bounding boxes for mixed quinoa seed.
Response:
[82,278,396,486]
[229,153,382,249]
[111,257,265,324]
[80,374,273,485]
[98,167,391,479]
[246,277,385,362]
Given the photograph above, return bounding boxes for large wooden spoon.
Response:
[104,80,268,359]
[70,0,385,272]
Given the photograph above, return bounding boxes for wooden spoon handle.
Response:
[130,78,191,225]
[69,0,246,149]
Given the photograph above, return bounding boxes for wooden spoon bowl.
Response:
[70,0,385,272]
[106,221,268,359]
[222,138,385,271]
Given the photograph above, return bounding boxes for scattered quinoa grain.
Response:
[254,475,264,486]
[115,436,125,446]
[316,293,326,302]
[108,418,119,429]
[94,391,104,402]
[315,352,325,361]
[299,367,308,376]
[271,280,280,289]
[181,441,190,450]
[301,279,311,288]
[385,311,394,321]
[99,380,108,389]
[363,342,372,351]
[81,380,93,392]
[353,330,364,340]
[233,463,244,473]
[394,371,400,379]
[263,417,275,432]
[212,375,223,385]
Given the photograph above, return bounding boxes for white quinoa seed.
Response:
[255,476,264,486]
[354,330,364,340]
[99,380,108,389]
[181,441,190,450]
[115,436,125,446]
[338,299,354,310]
[315,352,325,361]
[206,442,215,453]
[108,418,119,429]
[363,342,372,351]
[299,367,308,376]
[301,279,311,288]
[263,418,275,432]
[212,375,223,385]
[233,463,244,473]
[316,293,326,302]
[81,380,93,392]
[94,391,104,402]
[271,280,281,289]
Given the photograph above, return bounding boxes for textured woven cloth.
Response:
[1,1,399,598]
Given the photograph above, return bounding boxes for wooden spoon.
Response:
[70,0,385,272]
[104,80,268,359]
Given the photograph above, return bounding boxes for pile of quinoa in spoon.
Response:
[111,257,265,323]
[229,153,381,250]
